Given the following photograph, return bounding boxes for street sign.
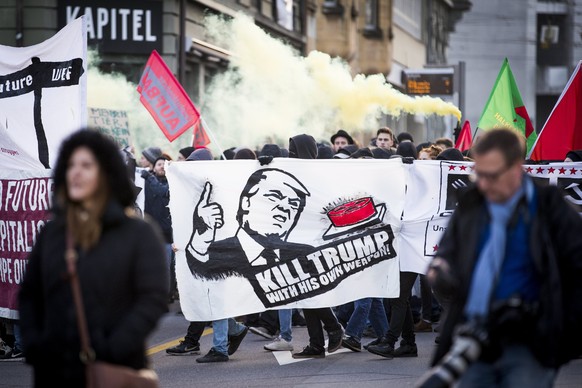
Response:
[402,68,454,95]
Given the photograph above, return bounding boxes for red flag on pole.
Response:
[192,119,210,148]
[137,50,200,142]
[529,61,582,161]
[455,120,473,152]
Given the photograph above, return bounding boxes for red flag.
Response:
[137,50,200,142]
[192,119,210,148]
[455,120,473,152]
[529,61,582,161]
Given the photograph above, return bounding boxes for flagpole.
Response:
[472,126,479,143]
[200,116,227,160]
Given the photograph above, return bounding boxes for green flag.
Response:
[477,58,537,153]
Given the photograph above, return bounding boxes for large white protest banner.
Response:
[398,161,582,274]
[400,160,473,274]
[0,16,87,169]
[0,169,53,319]
[167,159,405,321]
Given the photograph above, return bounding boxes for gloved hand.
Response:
[140,169,151,179]
[258,155,273,166]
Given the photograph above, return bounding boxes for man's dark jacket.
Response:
[142,172,173,243]
[433,179,582,368]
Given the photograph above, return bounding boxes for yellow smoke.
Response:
[203,14,461,148]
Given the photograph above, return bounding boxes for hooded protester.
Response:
[349,147,374,159]
[259,144,283,158]
[317,143,335,159]
[178,146,195,161]
[333,144,359,159]
[565,150,582,162]
[288,134,344,359]
[372,147,395,159]
[233,148,257,160]
[289,134,318,159]
[436,148,465,162]
[396,142,418,159]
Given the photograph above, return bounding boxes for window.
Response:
[363,0,382,38]
[322,0,344,15]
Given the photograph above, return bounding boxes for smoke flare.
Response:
[202,14,461,148]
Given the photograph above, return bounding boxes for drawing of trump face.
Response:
[237,169,310,240]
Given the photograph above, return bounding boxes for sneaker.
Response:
[363,338,381,350]
[196,348,229,363]
[435,335,441,344]
[367,337,395,359]
[9,348,23,359]
[228,325,248,355]
[414,319,433,332]
[341,336,362,352]
[393,341,418,358]
[292,345,325,359]
[249,326,276,340]
[0,341,12,360]
[264,336,293,351]
[327,327,344,353]
[166,340,200,355]
[362,326,376,338]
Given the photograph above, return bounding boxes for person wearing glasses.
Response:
[425,128,582,387]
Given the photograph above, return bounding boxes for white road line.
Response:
[272,347,352,365]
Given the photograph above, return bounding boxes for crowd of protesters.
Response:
[3,125,581,388]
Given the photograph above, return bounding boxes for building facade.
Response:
[448,0,582,134]
[0,0,309,105]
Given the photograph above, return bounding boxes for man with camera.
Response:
[424,128,582,387]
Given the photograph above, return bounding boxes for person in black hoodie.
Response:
[286,134,345,359]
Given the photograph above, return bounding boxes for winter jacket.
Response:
[142,171,173,243]
[432,178,582,368]
[19,201,168,386]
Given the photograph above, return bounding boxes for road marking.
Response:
[147,328,213,355]
[272,348,351,365]
[272,340,352,365]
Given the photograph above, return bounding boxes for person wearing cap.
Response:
[330,129,355,153]
[333,144,359,159]
[178,146,195,161]
[186,148,214,161]
[140,146,162,170]
[397,132,414,144]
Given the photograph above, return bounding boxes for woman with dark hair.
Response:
[19,129,168,386]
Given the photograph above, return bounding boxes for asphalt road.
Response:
[2,302,581,387]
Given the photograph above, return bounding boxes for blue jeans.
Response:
[13,321,21,350]
[459,344,556,388]
[164,243,173,289]
[345,298,389,341]
[212,318,246,356]
[278,309,292,342]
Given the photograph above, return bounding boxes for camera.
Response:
[415,321,488,388]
